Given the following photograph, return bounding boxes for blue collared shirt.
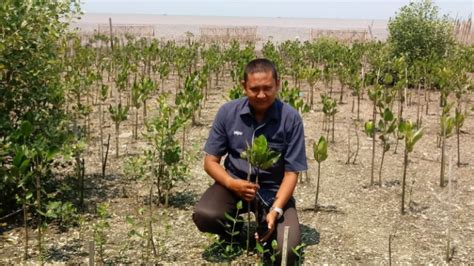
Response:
[204,97,308,206]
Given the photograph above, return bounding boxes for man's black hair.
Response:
[243,58,279,83]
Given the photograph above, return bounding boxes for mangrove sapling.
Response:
[158,60,170,93]
[279,80,310,114]
[228,84,245,100]
[240,135,281,255]
[439,103,455,187]
[98,84,109,170]
[291,243,307,266]
[398,120,423,214]
[321,94,337,143]
[377,108,397,187]
[108,103,129,158]
[367,80,382,186]
[303,67,319,109]
[10,144,33,260]
[145,94,189,206]
[454,109,465,167]
[93,203,111,263]
[392,56,408,154]
[140,77,155,123]
[222,200,244,258]
[175,73,204,155]
[131,80,142,140]
[313,136,328,211]
[345,118,361,165]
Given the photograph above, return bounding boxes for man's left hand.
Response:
[255,210,278,243]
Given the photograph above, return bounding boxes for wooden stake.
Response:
[89,241,95,266]
[281,226,290,266]
[446,154,453,262]
[108,18,114,51]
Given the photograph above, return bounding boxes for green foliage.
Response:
[109,103,129,124]
[175,71,205,124]
[398,120,424,153]
[279,80,310,113]
[241,135,281,170]
[94,203,111,263]
[144,94,190,204]
[43,201,78,230]
[0,0,81,216]
[387,0,454,65]
[321,94,337,116]
[439,103,455,138]
[291,243,307,266]
[220,201,244,258]
[313,136,328,163]
[228,84,245,100]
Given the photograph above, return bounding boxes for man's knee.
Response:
[192,205,224,233]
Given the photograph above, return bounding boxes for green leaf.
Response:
[383,108,394,122]
[236,200,243,210]
[313,136,328,163]
[364,121,375,137]
[20,121,33,137]
[224,212,236,223]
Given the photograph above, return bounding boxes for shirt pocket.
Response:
[268,142,286,159]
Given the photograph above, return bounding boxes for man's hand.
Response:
[255,210,278,243]
[228,178,259,201]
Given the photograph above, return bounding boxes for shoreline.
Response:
[73,13,390,42]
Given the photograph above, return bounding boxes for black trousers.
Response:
[193,182,301,264]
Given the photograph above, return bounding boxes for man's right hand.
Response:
[228,178,259,201]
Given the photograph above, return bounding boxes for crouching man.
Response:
[193,58,307,264]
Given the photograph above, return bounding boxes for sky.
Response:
[82,0,473,20]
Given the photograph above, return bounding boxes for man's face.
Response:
[242,71,279,115]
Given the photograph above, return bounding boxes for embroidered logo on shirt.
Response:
[233,130,243,136]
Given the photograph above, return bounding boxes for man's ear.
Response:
[241,80,246,90]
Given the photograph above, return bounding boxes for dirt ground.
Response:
[1,71,473,264]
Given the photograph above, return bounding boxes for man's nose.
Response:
[257,90,266,98]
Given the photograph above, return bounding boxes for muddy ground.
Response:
[1,71,473,264]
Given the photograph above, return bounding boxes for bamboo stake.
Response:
[89,241,95,266]
[281,226,290,266]
[446,154,453,262]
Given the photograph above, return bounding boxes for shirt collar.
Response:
[239,97,281,122]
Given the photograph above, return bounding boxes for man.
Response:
[193,58,307,264]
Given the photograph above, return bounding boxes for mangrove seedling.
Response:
[222,200,244,258]
[313,136,328,211]
[439,103,455,187]
[109,103,129,158]
[241,135,281,254]
[398,120,423,214]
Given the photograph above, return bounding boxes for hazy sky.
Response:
[82,0,473,20]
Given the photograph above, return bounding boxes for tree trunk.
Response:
[115,123,119,158]
[401,149,408,214]
[352,120,360,164]
[339,84,344,103]
[147,184,157,258]
[143,100,147,122]
[371,102,376,186]
[135,107,139,140]
[379,149,386,187]
[314,163,321,211]
[357,94,361,121]
[331,114,335,143]
[416,84,421,128]
[23,201,28,261]
[457,127,461,167]
[440,132,446,187]
[102,134,110,179]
